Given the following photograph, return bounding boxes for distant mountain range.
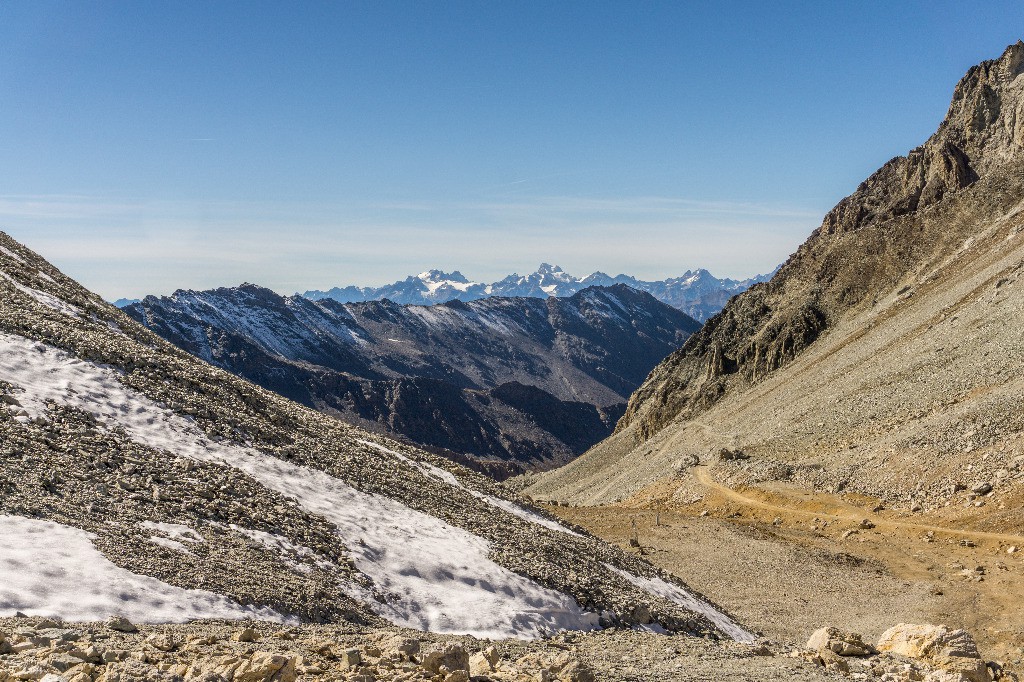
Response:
[301,263,775,322]
[124,284,700,473]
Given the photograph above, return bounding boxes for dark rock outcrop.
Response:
[126,284,698,470]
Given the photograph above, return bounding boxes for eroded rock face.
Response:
[616,41,1024,446]
[878,624,982,661]
[877,624,991,682]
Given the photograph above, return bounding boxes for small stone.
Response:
[340,648,361,669]
[807,626,874,656]
[105,616,138,633]
[145,632,177,651]
[232,627,257,642]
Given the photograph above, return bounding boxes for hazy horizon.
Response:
[2,2,1022,298]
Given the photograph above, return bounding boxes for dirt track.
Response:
[690,466,1024,546]
[549,466,1024,673]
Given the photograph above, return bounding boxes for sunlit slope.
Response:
[530,42,1024,509]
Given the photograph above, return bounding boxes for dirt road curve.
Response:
[691,466,1024,545]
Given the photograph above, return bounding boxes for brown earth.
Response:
[546,464,1024,675]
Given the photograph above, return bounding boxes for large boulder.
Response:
[421,643,470,676]
[877,624,990,682]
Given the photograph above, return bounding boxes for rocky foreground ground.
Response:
[0,615,1017,682]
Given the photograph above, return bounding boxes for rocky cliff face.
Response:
[125,284,697,471]
[617,41,1024,445]
[526,42,1024,508]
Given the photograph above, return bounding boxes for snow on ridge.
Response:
[149,535,196,556]
[357,440,583,537]
[0,515,286,623]
[0,245,25,263]
[0,270,81,318]
[140,520,204,544]
[0,332,598,639]
[603,563,755,643]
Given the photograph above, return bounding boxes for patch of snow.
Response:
[36,271,55,283]
[0,245,24,263]
[0,332,599,639]
[0,515,285,623]
[603,563,754,642]
[140,521,204,544]
[357,440,583,537]
[149,536,195,556]
[0,270,80,318]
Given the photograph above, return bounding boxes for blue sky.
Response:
[1,1,1022,298]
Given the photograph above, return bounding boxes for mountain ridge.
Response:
[124,282,699,470]
[298,263,774,322]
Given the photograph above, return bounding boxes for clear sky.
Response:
[1,1,1022,299]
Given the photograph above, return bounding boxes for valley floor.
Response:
[546,465,1024,677]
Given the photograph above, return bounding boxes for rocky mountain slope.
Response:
[0,231,754,648]
[529,41,1024,507]
[123,284,699,472]
[300,264,772,322]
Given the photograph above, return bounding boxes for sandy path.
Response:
[690,466,1024,546]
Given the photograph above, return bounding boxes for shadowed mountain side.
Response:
[125,284,695,469]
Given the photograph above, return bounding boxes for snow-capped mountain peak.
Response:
[299,264,776,322]
[417,269,472,284]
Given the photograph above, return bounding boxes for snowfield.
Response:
[0,332,599,638]
[357,439,584,537]
[0,515,285,623]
